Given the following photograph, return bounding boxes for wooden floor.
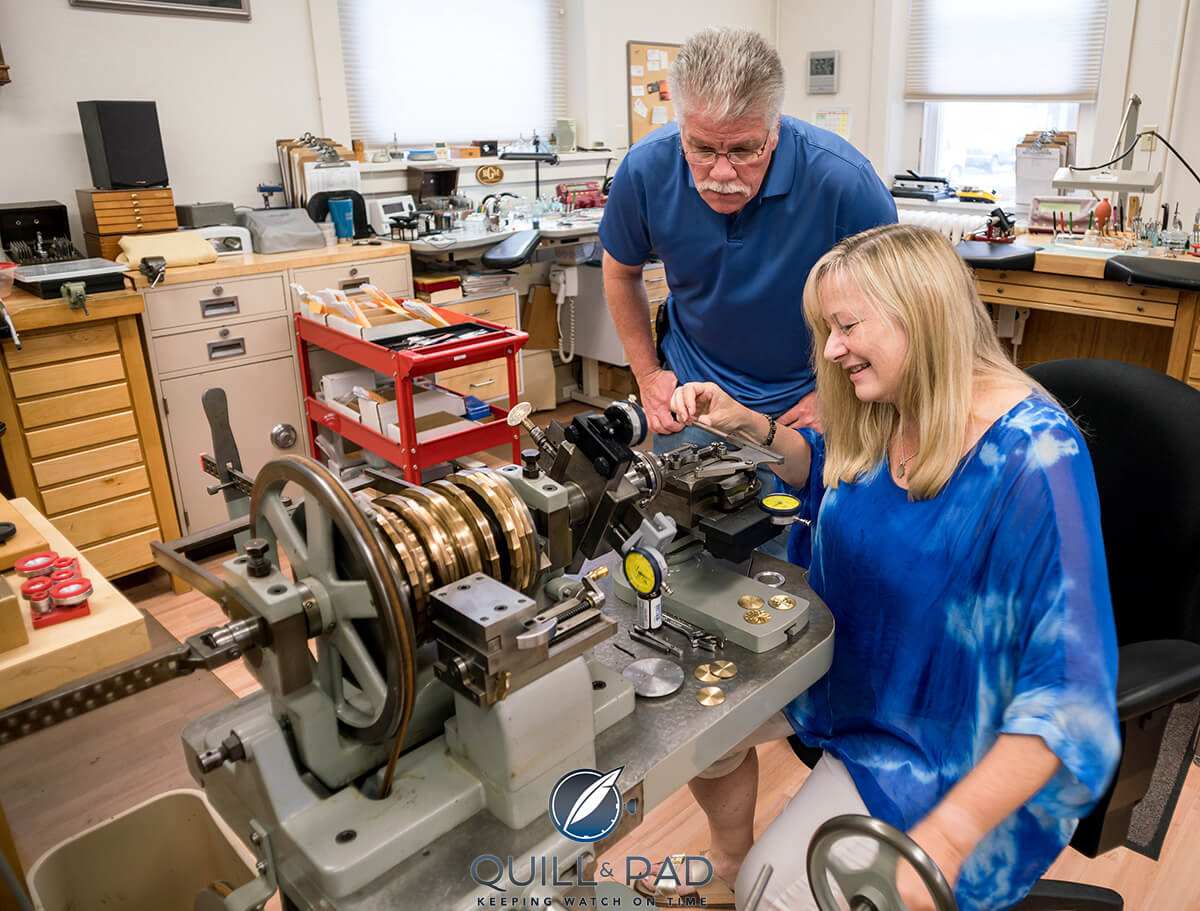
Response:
[10,400,1200,909]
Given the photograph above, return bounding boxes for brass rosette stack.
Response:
[365,469,539,639]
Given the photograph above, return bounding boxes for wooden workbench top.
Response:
[123,240,412,288]
[1,285,144,332]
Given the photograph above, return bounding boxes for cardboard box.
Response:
[388,411,479,444]
[319,368,375,403]
[358,384,467,435]
[521,350,557,411]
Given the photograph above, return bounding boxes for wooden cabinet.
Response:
[77,188,178,260]
[0,292,181,582]
[432,291,522,399]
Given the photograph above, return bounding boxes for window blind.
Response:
[338,0,567,145]
[905,0,1110,102]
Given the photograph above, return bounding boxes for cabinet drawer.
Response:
[18,382,132,429]
[52,491,158,548]
[153,316,293,374]
[145,273,288,331]
[91,199,176,215]
[94,213,179,233]
[9,353,126,399]
[977,283,1176,323]
[436,359,510,396]
[25,410,139,459]
[88,189,174,205]
[33,439,144,488]
[80,527,160,578]
[41,465,150,516]
[4,323,119,370]
[292,257,413,300]
[439,293,517,326]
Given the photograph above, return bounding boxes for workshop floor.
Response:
[8,399,1198,908]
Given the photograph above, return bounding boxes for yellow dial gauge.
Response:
[761,494,800,511]
[623,548,662,595]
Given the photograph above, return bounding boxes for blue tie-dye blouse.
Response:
[781,393,1121,911]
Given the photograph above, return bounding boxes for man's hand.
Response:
[894,819,968,911]
[637,368,685,434]
[776,390,822,433]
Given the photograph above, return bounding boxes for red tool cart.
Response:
[296,308,528,483]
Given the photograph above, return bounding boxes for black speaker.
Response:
[77,100,169,189]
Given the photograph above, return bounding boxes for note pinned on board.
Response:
[631,85,644,97]
[631,64,644,77]
[633,98,649,119]
[651,106,668,125]
[813,108,852,140]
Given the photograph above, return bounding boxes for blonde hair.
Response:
[802,223,1041,500]
[669,28,784,131]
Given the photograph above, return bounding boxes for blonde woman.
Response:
[658,225,1120,911]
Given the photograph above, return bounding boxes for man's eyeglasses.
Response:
[679,134,770,166]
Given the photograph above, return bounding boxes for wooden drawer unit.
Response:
[439,293,517,326]
[77,187,178,259]
[152,315,293,375]
[975,269,1178,326]
[291,256,413,302]
[0,299,182,582]
[436,359,511,397]
[144,273,288,332]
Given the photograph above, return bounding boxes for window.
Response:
[923,102,1079,202]
[907,0,1106,205]
[338,0,566,146]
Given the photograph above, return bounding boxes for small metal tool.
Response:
[662,610,725,651]
[629,626,683,658]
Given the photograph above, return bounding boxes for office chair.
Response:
[1010,358,1200,909]
[790,359,1200,910]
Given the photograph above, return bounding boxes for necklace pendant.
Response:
[897,462,906,479]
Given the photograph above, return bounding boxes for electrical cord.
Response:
[1070,131,1200,188]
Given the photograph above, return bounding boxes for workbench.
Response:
[968,247,1200,390]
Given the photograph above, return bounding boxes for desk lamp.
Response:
[1052,94,1162,205]
[500,130,559,199]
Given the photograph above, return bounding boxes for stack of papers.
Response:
[458,272,513,295]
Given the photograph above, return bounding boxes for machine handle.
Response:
[207,337,246,360]
[200,296,240,318]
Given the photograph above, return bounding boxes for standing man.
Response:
[600,27,896,445]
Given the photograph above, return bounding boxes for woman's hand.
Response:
[895,818,968,911]
[670,382,760,438]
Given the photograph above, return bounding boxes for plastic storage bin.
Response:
[28,789,255,911]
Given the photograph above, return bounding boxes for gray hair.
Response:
[669,28,784,130]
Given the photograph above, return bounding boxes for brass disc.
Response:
[428,479,503,581]
[400,486,483,577]
[696,685,726,707]
[369,509,432,638]
[694,664,721,683]
[738,595,766,611]
[376,494,462,587]
[744,609,772,625]
[768,594,797,611]
[709,659,737,679]
[449,471,536,592]
[463,470,538,591]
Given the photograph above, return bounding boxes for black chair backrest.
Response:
[1026,359,1200,646]
[306,189,372,239]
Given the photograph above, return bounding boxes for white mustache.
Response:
[697,180,751,196]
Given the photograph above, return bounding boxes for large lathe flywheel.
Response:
[250,456,418,746]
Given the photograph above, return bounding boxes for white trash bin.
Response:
[28,789,255,911]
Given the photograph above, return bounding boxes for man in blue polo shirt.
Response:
[600,27,896,448]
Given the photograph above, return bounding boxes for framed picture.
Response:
[69,0,251,20]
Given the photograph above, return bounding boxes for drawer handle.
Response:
[648,297,667,304]
[339,277,369,291]
[469,309,491,316]
[349,267,359,277]
[207,337,246,360]
[644,277,665,285]
[470,379,496,388]
[200,295,240,318]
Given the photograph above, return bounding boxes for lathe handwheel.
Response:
[806,814,958,911]
[250,456,417,745]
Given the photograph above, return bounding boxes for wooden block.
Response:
[0,499,150,711]
[0,497,49,573]
[0,576,29,653]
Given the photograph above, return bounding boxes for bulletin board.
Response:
[627,41,680,146]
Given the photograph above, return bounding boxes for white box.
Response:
[320,368,375,403]
[326,313,429,341]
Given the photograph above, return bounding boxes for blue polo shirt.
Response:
[599,116,896,413]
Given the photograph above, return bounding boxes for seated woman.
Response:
[657,224,1120,910]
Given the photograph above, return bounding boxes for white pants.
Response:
[703,713,879,911]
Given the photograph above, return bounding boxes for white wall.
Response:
[563,0,778,151]
[0,0,322,246]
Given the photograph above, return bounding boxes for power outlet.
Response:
[1139,126,1159,152]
